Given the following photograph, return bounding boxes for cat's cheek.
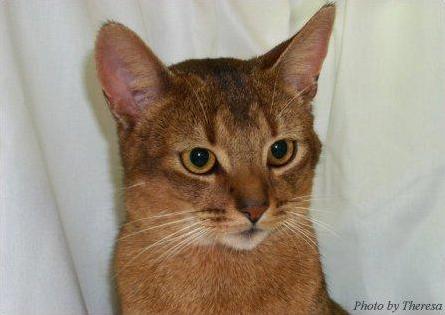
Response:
[255,208,284,231]
[194,234,215,247]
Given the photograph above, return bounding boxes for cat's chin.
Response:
[218,228,269,251]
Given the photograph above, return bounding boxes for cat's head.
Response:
[95,5,334,251]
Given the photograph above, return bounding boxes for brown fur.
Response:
[95,4,347,315]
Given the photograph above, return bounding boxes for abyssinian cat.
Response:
[95,4,347,315]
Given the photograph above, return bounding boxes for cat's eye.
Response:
[267,139,296,167]
[181,148,216,174]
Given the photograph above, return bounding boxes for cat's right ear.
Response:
[95,22,171,129]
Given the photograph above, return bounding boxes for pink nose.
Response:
[240,205,268,224]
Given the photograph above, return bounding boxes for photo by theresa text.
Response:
[353,300,443,313]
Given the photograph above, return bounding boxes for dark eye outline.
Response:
[267,139,297,167]
[180,147,217,175]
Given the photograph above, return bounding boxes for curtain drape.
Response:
[1,1,444,314]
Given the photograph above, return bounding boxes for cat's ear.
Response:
[258,4,335,98]
[95,22,171,129]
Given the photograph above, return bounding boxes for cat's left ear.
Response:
[95,22,172,129]
[258,4,335,99]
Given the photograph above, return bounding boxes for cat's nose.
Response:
[239,201,269,224]
[229,171,269,224]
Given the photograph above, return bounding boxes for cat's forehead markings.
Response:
[213,106,272,153]
[213,113,232,147]
[257,107,277,138]
[171,122,212,151]
[212,67,244,90]
[260,104,278,137]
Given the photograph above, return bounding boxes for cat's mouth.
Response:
[239,227,263,237]
[218,226,269,250]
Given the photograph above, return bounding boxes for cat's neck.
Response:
[116,226,328,314]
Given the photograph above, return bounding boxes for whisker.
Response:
[283,226,300,257]
[276,223,291,237]
[119,181,147,191]
[286,205,334,214]
[288,212,339,237]
[297,213,336,232]
[307,219,339,237]
[149,223,207,250]
[290,193,342,199]
[148,222,210,264]
[121,209,199,227]
[277,84,312,118]
[130,228,206,296]
[282,221,318,252]
[285,219,316,241]
[278,223,302,254]
[289,194,315,200]
[169,229,208,259]
[118,217,194,240]
[307,209,335,214]
[285,219,319,249]
[291,218,336,237]
[288,219,327,259]
[184,77,210,126]
[155,229,208,264]
[289,195,341,202]
[271,72,278,109]
[114,222,201,277]
[288,210,329,226]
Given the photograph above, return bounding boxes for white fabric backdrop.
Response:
[1,1,444,314]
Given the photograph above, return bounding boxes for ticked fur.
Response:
[95,4,347,315]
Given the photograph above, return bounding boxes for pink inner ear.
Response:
[283,34,331,92]
[96,36,140,121]
[95,22,169,128]
[107,66,140,117]
[271,5,335,94]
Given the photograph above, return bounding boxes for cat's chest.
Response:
[124,271,324,315]
[117,237,323,314]
[118,244,324,314]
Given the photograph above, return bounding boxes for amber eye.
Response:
[181,148,216,174]
[267,139,296,167]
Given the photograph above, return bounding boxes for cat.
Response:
[95,3,347,315]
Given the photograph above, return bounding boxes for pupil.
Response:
[271,140,288,159]
[190,148,209,167]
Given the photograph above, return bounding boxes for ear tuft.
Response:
[258,4,335,98]
[95,22,170,128]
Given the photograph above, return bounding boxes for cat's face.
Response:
[123,62,321,250]
[95,5,334,250]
